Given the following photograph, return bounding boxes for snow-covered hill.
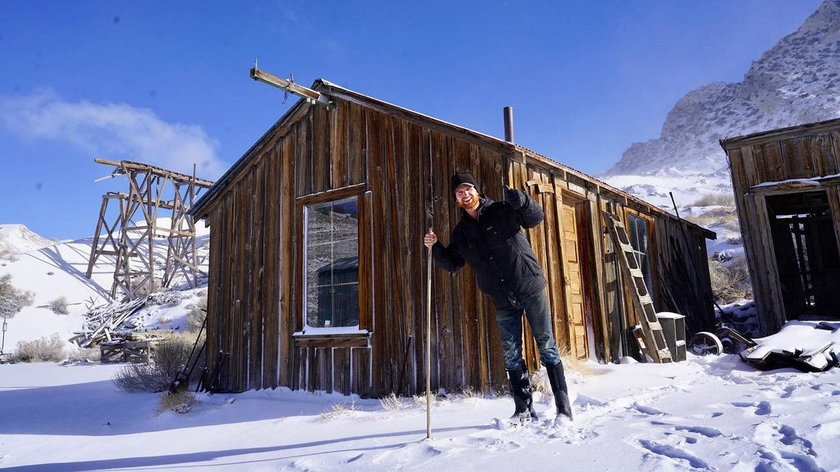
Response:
[0,224,54,258]
[0,224,208,353]
[606,0,840,177]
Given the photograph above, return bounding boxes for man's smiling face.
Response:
[454,183,479,211]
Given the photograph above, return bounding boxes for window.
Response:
[627,214,653,290]
[303,196,359,329]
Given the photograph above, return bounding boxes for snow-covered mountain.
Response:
[606,0,840,178]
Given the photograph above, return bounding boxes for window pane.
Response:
[304,196,359,328]
[628,215,652,290]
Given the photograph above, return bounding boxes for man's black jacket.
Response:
[431,190,547,308]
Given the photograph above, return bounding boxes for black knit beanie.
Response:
[450,172,477,193]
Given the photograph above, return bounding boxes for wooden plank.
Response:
[830,131,840,175]
[383,114,412,394]
[293,334,371,348]
[234,169,252,390]
[730,146,752,197]
[550,176,571,355]
[431,129,461,391]
[365,107,390,397]
[450,132,482,390]
[401,120,423,395]
[261,145,279,389]
[278,131,296,388]
[334,348,349,394]
[480,146,506,390]
[808,133,835,176]
[297,116,312,196]
[763,141,786,182]
[353,347,372,397]
[330,101,348,189]
[745,194,786,332]
[826,186,840,258]
[782,137,811,179]
[249,159,266,389]
[347,101,365,185]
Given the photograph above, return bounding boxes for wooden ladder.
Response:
[604,211,673,363]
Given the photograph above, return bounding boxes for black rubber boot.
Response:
[507,368,538,422]
[546,361,573,421]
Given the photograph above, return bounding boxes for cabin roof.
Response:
[720,116,840,150]
[190,78,715,239]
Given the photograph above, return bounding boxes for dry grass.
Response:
[690,193,735,207]
[157,390,196,415]
[379,393,406,411]
[683,208,742,233]
[708,255,752,303]
[320,400,359,420]
[531,349,594,395]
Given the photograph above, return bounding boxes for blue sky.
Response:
[0,0,824,239]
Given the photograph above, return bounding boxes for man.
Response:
[424,172,573,423]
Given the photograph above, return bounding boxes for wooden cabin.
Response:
[190,77,716,397]
[721,118,840,334]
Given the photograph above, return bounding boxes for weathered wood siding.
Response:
[195,82,716,396]
[722,119,840,333]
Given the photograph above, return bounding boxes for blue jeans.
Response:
[494,291,561,371]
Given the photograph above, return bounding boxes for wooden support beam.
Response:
[250,66,334,109]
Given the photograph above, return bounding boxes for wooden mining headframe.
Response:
[85,159,215,300]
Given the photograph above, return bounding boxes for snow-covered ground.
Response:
[2,350,840,471]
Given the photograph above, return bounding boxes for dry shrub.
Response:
[113,335,196,393]
[186,292,207,333]
[14,333,65,362]
[49,297,69,315]
[0,274,34,319]
[66,347,101,363]
[709,255,752,304]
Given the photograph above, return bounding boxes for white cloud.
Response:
[0,89,226,179]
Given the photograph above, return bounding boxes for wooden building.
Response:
[721,118,840,334]
[190,77,716,397]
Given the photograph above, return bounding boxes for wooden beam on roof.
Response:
[250,63,334,109]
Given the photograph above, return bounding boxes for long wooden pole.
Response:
[426,226,433,439]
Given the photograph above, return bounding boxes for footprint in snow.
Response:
[753,422,823,472]
[732,400,772,416]
[636,439,710,470]
[633,403,666,416]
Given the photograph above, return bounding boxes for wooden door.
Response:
[561,198,588,359]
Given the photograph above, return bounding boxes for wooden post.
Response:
[425,226,433,439]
